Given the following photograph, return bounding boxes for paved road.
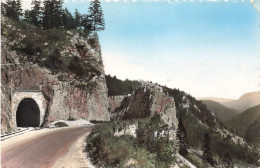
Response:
[1,126,92,168]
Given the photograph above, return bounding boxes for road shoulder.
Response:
[53,131,95,168]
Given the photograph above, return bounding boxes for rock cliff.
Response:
[1,17,110,133]
[111,82,178,129]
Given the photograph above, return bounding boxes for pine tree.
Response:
[202,133,215,166]
[52,0,63,28]
[4,0,23,20]
[5,0,14,18]
[88,0,105,31]
[61,8,74,29]
[42,0,52,29]
[6,0,22,20]
[15,0,23,20]
[177,116,189,156]
[42,0,63,29]
[73,9,82,29]
[29,0,42,26]
[24,9,31,22]
[81,14,92,32]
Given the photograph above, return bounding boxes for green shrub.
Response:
[186,154,205,168]
[87,37,99,49]
[136,115,176,167]
[86,123,157,167]
[68,56,84,76]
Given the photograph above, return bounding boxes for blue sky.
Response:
[65,0,259,99]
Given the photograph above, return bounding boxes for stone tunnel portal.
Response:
[12,90,46,128]
[16,98,40,127]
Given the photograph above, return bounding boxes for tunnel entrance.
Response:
[16,98,40,127]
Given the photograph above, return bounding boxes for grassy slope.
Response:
[202,100,239,122]
[227,105,260,138]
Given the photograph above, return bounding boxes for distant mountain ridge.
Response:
[198,97,235,104]
[201,100,239,122]
[199,91,260,112]
[223,91,260,112]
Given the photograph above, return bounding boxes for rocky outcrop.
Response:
[111,82,178,129]
[1,30,110,133]
[114,124,137,138]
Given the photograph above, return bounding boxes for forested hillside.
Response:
[227,105,260,146]
[105,75,141,96]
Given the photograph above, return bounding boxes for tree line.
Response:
[2,0,105,32]
[105,75,141,97]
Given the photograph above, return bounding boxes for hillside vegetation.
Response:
[87,116,176,168]
[2,16,104,90]
[1,0,106,79]
[202,100,239,122]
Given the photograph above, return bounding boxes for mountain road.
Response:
[1,126,92,168]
